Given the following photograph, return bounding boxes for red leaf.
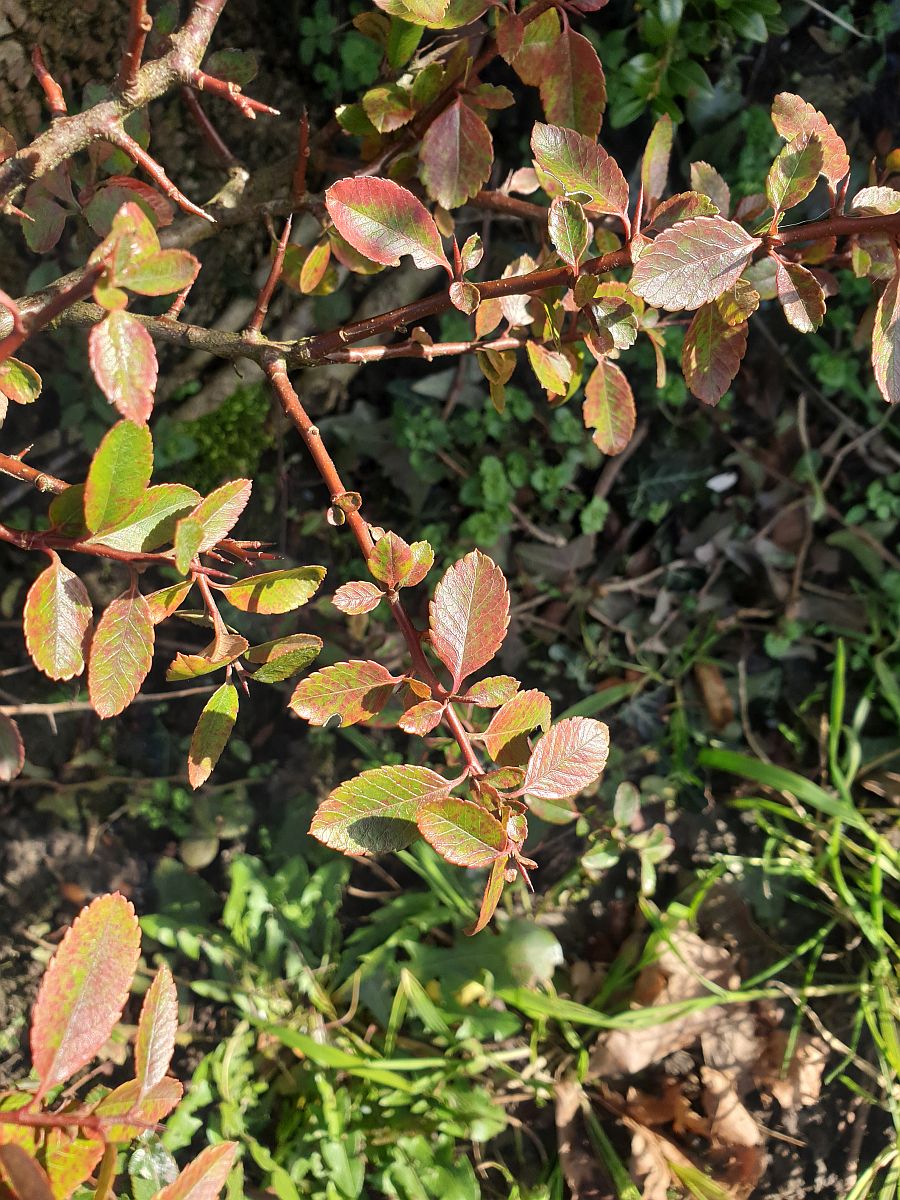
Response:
[647,191,719,233]
[682,302,749,405]
[31,893,141,1098]
[458,675,520,706]
[420,98,493,210]
[88,587,154,718]
[398,699,445,735]
[429,551,510,688]
[23,552,92,682]
[135,962,178,1097]
[641,114,674,205]
[289,660,397,727]
[0,712,25,782]
[521,717,610,801]
[417,796,510,867]
[310,764,451,854]
[771,93,849,187]
[467,854,509,935]
[583,359,636,455]
[483,689,551,759]
[333,580,384,614]
[872,269,900,405]
[531,123,628,217]
[774,258,825,333]
[631,217,762,311]
[188,681,239,789]
[325,178,451,275]
[540,27,606,138]
[154,1142,238,1200]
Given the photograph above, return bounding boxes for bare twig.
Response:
[0,451,68,494]
[247,215,292,336]
[105,126,213,222]
[117,0,153,99]
[191,71,280,119]
[180,86,239,168]
[31,47,67,118]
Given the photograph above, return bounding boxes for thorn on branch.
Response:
[247,215,292,337]
[180,86,239,169]
[117,0,153,99]
[191,71,280,120]
[31,47,67,119]
[104,126,215,223]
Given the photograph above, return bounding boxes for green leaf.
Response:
[429,551,510,689]
[631,217,762,311]
[118,248,199,297]
[682,302,748,405]
[83,420,153,534]
[246,633,323,683]
[311,764,451,853]
[0,713,25,782]
[539,26,606,138]
[467,854,509,935]
[766,132,823,215]
[362,84,416,133]
[589,282,642,351]
[484,689,551,759]
[521,716,610,801]
[689,161,730,214]
[458,675,520,706]
[91,484,200,552]
[154,1142,238,1200]
[48,484,87,538]
[145,580,193,624]
[135,963,178,1097]
[774,258,825,333]
[325,177,451,275]
[23,552,92,681]
[188,682,239,789]
[182,479,253,554]
[30,893,141,1096]
[420,97,493,210]
[174,516,203,575]
[531,122,628,216]
[88,587,155,718]
[216,565,325,614]
[548,196,589,269]
[526,341,573,397]
[289,659,397,726]
[872,268,900,405]
[417,796,510,867]
[641,113,674,203]
[205,47,258,84]
[715,278,759,325]
[0,357,42,405]
[583,359,636,455]
[166,635,248,682]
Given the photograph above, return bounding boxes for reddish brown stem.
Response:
[105,126,214,223]
[0,521,230,577]
[117,0,152,99]
[0,290,24,335]
[180,86,239,168]
[191,71,280,119]
[247,215,292,336]
[31,47,67,118]
[471,190,548,222]
[264,357,483,776]
[293,109,310,204]
[324,331,581,364]
[0,265,102,364]
[0,452,68,494]
[776,211,900,245]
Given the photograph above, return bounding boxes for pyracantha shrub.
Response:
[1,0,898,925]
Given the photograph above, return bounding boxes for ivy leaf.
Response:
[179,479,253,558]
[483,689,551,759]
[417,796,510,867]
[0,712,25,782]
[31,893,141,1097]
[630,217,762,311]
[310,764,451,854]
[766,133,823,216]
[647,191,719,233]
[458,675,520,706]
[91,484,200,552]
[548,197,589,270]
[135,963,178,1097]
[419,97,493,210]
[771,93,849,187]
[526,341,573,397]
[531,123,628,217]
[24,552,93,681]
[166,635,248,682]
[641,113,674,204]
[467,853,510,936]
[289,660,397,726]
[872,269,900,405]
[216,566,325,614]
[118,249,199,296]
[520,716,610,801]
[429,551,510,688]
[583,359,636,455]
[682,302,748,406]
[96,1076,183,1143]
[333,580,384,614]
[88,587,155,718]
[188,682,239,789]
[689,162,731,215]
[84,420,153,534]
[774,258,826,333]
[540,27,606,138]
[0,357,42,405]
[154,1142,238,1200]
[145,581,193,624]
[398,699,445,735]
[325,178,452,275]
[246,633,322,683]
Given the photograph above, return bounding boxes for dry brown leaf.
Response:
[701,1067,763,1148]
[553,1081,607,1200]
[626,1116,695,1200]
[695,662,735,729]
[755,1030,829,1109]
[700,1005,763,1095]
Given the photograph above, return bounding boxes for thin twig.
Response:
[247,215,292,336]
[0,451,68,494]
[116,0,153,99]
[105,126,213,222]
[0,685,215,717]
[31,48,67,118]
[191,71,280,119]
[180,87,239,168]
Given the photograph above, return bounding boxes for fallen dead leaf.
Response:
[701,1067,763,1148]
[755,1030,829,1109]
[695,662,735,730]
[553,1081,609,1200]
[626,1117,697,1200]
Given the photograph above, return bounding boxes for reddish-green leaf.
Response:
[84,420,153,534]
[589,282,642,351]
[774,258,825,333]
[872,269,900,405]
[89,311,158,425]
[682,302,748,406]
[174,516,203,575]
[185,479,253,554]
[647,191,719,233]
[540,27,606,138]
[23,553,92,682]
[0,713,25,782]
[771,93,849,187]
[216,566,325,614]
[188,682,239,789]
[88,587,154,718]
[631,217,762,311]
[369,531,414,587]
[641,114,674,204]
[23,188,67,254]
[0,1145,55,1200]
[429,551,510,688]
[398,699,445,735]
[31,893,141,1097]
[449,281,480,314]
[766,133,823,215]
[715,278,759,325]
[583,359,636,455]
[531,123,627,218]
[246,633,322,683]
[41,1131,106,1200]
[520,717,609,802]
[849,187,900,215]
[420,98,493,210]
[481,766,525,790]
[154,1141,238,1200]
[510,7,560,84]
[363,84,416,133]
[118,249,199,296]
[289,660,397,727]
[135,962,178,1096]
[311,764,450,854]
[325,178,451,275]
[483,688,551,759]
[0,357,42,405]
[166,636,248,682]
[145,580,193,624]
[689,162,730,214]
[333,580,384,614]
[299,240,332,294]
[459,675,520,706]
[527,341,573,397]
[91,484,200,553]
[548,197,589,270]
[48,485,87,538]
[95,1077,183,1143]
[417,796,510,867]
[467,853,509,935]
